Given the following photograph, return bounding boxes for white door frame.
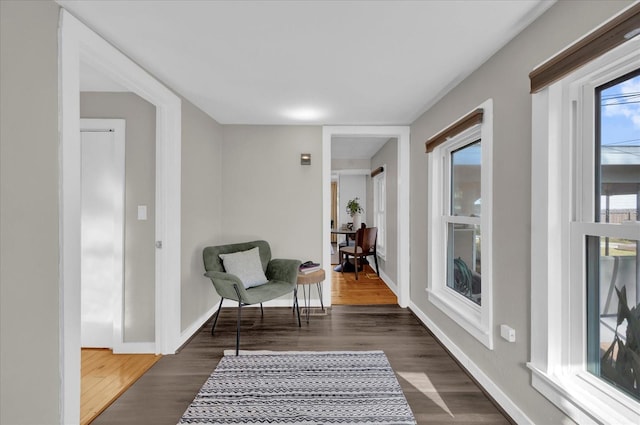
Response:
[322,126,410,307]
[59,10,181,424]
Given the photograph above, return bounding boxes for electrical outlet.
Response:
[500,324,516,342]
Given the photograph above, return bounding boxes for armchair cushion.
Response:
[218,247,268,288]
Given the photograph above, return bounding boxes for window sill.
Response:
[426,287,492,349]
[528,363,640,424]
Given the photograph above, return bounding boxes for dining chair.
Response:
[339,226,379,280]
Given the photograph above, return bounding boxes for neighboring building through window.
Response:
[586,69,640,403]
[426,99,493,349]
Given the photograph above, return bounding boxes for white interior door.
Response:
[80,120,125,348]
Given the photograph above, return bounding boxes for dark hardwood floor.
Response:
[92,305,511,424]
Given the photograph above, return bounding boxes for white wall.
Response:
[0,1,61,423]
[338,174,367,229]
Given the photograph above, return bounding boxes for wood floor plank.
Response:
[87,268,510,424]
[331,264,397,305]
[81,349,160,425]
[91,305,512,425]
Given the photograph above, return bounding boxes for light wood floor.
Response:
[331,264,397,305]
[81,349,160,425]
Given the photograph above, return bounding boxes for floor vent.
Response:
[301,307,330,316]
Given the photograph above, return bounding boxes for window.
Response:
[448,142,482,305]
[427,99,493,349]
[586,69,640,403]
[372,167,386,259]
[530,31,640,424]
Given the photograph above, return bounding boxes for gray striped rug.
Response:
[178,350,416,425]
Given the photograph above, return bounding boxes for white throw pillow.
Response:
[219,247,269,289]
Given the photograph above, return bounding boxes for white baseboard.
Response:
[177,304,217,350]
[112,341,156,354]
[379,269,398,296]
[408,301,533,425]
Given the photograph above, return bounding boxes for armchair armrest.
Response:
[204,271,249,302]
[266,259,301,284]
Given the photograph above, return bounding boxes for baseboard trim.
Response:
[378,269,398,296]
[177,304,217,351]
[112,342,156,354]
[408,301,532,425]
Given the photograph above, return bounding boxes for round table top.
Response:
[296,268,326,284]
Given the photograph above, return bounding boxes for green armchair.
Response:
[203,240,301,355]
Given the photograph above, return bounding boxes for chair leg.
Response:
[354,256,359,280]
[292,286,298,313]
[235,301,242,356]
[294,287,301,327]
[211,297,224,335]
[373,253,380,276]
[232,284,243,356]
[260,303,264,317]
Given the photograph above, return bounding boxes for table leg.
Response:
[303,285,311,324]
[316,282,324,311]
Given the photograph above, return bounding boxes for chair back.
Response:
[203,240,272,273]
[357,227,377,254]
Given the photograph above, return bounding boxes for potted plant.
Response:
[346,197,363,229]
[601,285,640,399]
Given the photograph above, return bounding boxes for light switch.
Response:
[137,205,147,220]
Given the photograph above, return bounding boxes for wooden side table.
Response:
[296,269,326,323]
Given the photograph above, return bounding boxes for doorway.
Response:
[60,10,182,424]
[322,126,411,308]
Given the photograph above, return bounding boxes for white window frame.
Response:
[529,36,640,425]
[373,167,386,260]
[427,99,494,349]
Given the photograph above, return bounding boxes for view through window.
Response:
[447,141,482,305]
[587,69,640,402]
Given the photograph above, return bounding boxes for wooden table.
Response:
[296,269,325,323]
[331,228,356,246]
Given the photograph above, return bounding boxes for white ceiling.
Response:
[332,136,392,160]
[59,0,554,127]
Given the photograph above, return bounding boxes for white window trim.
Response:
[373,166,386,260]
[427,99,494,349]
[529,37,640,425]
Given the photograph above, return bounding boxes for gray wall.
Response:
[409,1,633,424]
[332,158,371,171]
[180,99,223,331]
[81,92,157,342]
[0,1,61,423]
[371,138,397,284]
[220,125,322,266]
